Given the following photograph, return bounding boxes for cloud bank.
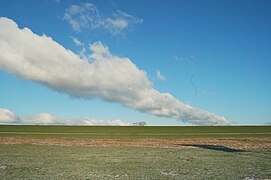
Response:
[0,108,129,126]
[63,3,142,35]
[0,17,229,125]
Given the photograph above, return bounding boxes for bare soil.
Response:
[0,137,270,149]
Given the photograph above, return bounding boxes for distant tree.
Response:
[132,121,146,126]
[139,121,146,126]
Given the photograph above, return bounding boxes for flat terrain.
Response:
[1,125,271,138]
[0,125,270,179]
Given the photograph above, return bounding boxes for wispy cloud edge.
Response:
[63,3,142,35]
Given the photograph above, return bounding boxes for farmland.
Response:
[1,125,271,139]
[0,125,271,179]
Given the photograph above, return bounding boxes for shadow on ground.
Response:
[179,144,246,153]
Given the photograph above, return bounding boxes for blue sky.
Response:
[0,0,271,125]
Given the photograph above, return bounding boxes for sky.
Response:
[0,0,271,126]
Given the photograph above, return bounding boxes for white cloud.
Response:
[0,108,17,123]
[156,70,166,81]
[105,10,143,35]
[0,17,229,125]
[70,36,83,46]
[23,113,59,124]
[63,3,142,35]
[81,119,128,126]
[0,108,129,126]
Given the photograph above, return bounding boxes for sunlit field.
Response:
[0,125,270,179]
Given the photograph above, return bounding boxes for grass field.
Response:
[0,125,271,179]
[0,125,271,139]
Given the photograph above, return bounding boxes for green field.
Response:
[0,125,271,179]
[0,125,271,139]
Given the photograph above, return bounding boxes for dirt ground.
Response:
[0,137,270,149]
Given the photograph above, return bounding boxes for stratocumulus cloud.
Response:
[0,17,229,125]
[0,108,129,126]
